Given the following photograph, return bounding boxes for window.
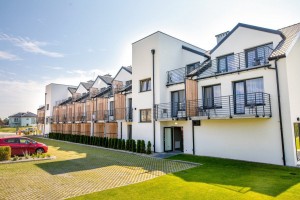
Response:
[186,62,200,74]
[203,85,221,108]
[217,54,235,73]
[128,125,132,139]
[109,101,114,116]
[140,79,151,92]
[234,78,264,114]
[47,104,49,110]
[14,118,19,122]
[5,138,19,143]
[246,44,272,68]
[140,109,151,122]
[125,80,132,86]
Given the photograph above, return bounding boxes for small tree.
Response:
[146,141,152,154]
[117,139,122,149]
[126,139,130,151]
[132,140,136,152]
[137,140,141,153]
[141,140,146,153]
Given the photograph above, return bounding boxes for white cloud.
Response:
[45,66,63,70]
[0,51,21,61]
[0,33,64,58]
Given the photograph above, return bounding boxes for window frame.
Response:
[202,84,222,109]
[140,78,151,92]
[140,109,152,123]
[109,101,114,116]
[217,53,234,73]
[245,43,272,68]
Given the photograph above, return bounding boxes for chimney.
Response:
[104,74,112,77]
[215,31,229,44]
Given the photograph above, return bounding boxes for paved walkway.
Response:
[0,138,198,200]
[0,132,16,137]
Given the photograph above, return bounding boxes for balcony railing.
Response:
[75,112,86,122]
[155,102,187,119]
[155,93,271,120]
[166,67,186,85]
[197,47,272,79]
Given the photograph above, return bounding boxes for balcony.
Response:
[155,102,187,120]
[155,93,271,120]
[75,112,86,122]
[37,117,45,124]
[196,46,273,79]
[166,67,186,85]
[187,93,271,119]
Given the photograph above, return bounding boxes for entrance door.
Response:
[164,127,173,152]
[171,90,185,117]
[173,127,183,151]
[234,81,245,114]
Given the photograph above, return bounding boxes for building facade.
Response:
[37,22,300,166]
[9,112,37,127]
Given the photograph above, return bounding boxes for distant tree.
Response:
[0,118,4,127]
[3,118,9,125]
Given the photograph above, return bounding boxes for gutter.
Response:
[151,49,156,153]
[274,58,286,166]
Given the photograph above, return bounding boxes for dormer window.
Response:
[246,43,272,68]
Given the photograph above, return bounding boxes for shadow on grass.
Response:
[168,154,300,197]
[34,138,192,176]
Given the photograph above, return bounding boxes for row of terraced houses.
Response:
[37,22,300,166]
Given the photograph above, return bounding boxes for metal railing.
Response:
[155,93,271,120]
[197,47,272,79]
[166,67,186,85]
[74,112,86,122]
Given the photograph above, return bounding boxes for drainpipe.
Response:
[274,58,286,166]
[151,49,156,153]
[43,92,46,136]
[192,121,195,155]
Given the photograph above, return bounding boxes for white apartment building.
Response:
[37,22,300,166]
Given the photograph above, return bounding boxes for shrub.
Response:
[125,139,130,151]
[117,139,122,150]
[132,140,136,152]
[137,140,141,153]
[23,150,30,159]
[141,140,146,154]
[0,146,11,161]
[12,155,19,161]
[122,139,126,150]
[146,141,152,154]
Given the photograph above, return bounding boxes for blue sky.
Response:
[0,0,300,119]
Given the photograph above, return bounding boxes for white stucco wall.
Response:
[76,84,88,94]
[114,68,132,85]
[92,77,109,89]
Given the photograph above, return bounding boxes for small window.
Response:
[109,101,114,116]
[125,80,132,86]
[140,79,151,92]
[140,109,151,122]
[47,104,49,110]
[217,54,235,73]
[246,44,272,67]
[203,85,222,109]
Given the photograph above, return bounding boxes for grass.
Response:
[296,137,300,150]
[71,154,300,200]
[0,127,16,133]
[0,137,193,200]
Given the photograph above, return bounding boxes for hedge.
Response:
[0,146,11,161]
[48,132,151,154]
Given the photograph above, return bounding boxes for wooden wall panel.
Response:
[105,122,117,138]
[114,93,125,120]
[94,98,108,120]
[185,79,198,117]
[94,123,105,137]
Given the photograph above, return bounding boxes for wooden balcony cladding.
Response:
[74,102,84,121]
[52,106,59,123]
[94,123,105,137]
[63,124,72,134]
[185,79,198,117]
[66,104,74,122]
[72,123,81,135]
[58,105,67,122]
[81,123,91,136]
[86,100,93,121]
[51,124,58,132]
[113,80,123,93]
[37,109,45,118]
[93,97,108,121]
[114,93,125,120]
[105,122,117,138]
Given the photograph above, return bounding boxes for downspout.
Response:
[43,92,46,136]
[151,49,156,153]
[192,121,195,155]
[274,58,286,166]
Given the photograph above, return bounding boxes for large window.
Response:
[217,54,235,73]
[246,44,272,68]
[140,109,151,122]
[140,79,151,92]
[234,78,264,114]
[203,85,221,108]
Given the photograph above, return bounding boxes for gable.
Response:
[113,68,132,83]
[92,77,109,89]
[76,84,88,94]
[211,24,283,58]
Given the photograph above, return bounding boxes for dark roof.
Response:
[119,84,132,93]
[37,106,45,111]
[75,93,90,102]
[81,82,94,90]
[68,87,77,94]
[269,22,300,60]
[93,86,112,98]
[182,45,210,59]
[97,75,113,85]
[210,23,285,54]
[9,112,37,118]
[59,97,73,106]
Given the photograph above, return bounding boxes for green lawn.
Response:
[71,154,300,200]
[296,137,300,149]
[0,127,17,132]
